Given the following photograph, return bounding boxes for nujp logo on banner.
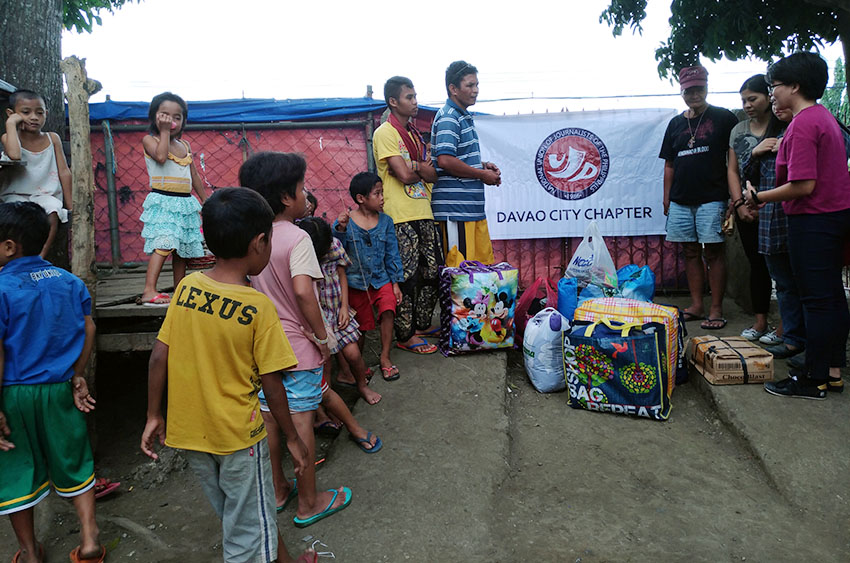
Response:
[535,128,610,201]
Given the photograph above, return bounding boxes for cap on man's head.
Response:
[678,66,708,90]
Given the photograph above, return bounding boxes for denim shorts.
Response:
[258,366,323,413]
[665,200,727,244]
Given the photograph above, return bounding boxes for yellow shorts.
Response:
[440,219,495,267]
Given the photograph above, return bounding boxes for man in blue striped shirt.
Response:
[430,61,502,265]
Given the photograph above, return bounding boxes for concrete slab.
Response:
[675,294,850,524]
[278,349,511,561]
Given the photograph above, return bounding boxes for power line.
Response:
[429,84,847,105]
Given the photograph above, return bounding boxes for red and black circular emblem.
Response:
[535,128,609,200]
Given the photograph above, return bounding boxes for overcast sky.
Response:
[61,0,844,114]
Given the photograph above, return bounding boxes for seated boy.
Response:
[141,188,311,563]
[0,202,100,563]
[1,89,72,258]
[334,172,404,381]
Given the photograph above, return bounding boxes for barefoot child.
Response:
[334,172,404,381]
[240,152,355,527]
[139,92,208,306]
[1,89,71,258]
[141,188,310,562]
[299,216,382,406]
[0,202,101,563]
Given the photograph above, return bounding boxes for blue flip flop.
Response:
[293,486,352,528]
[276,479,298,513]
[396,341,437,354]
[350,431,382,454]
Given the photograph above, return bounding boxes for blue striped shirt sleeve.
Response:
[432,112,461,157]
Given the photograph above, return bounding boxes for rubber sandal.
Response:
[700,317,727,330]
[415,326,440,337]
[138,292,171,307]
[94,477,120,499]
[12,544,43,563]
[381,365,400,381]
[349,431,382,454]
[682,311,705,322]
[69,545,106,563]
[396,341,437,354]
[293,487,352,528]
[313,420,341,436]
[276,479,298,513]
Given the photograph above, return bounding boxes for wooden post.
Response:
[60,56,101,395]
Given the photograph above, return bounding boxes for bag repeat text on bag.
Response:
[563,318,672,421]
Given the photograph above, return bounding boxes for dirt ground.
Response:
[1,308,848,562]
[495,351,844,562]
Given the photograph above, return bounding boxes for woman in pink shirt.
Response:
[745,52,850,400]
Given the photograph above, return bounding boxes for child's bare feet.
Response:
[359,384,382,405]
[335,364,356,386]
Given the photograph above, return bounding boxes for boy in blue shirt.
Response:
[334,172,404,381]
[0,202,101,563]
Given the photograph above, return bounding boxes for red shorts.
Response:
[320,370,330,395]
[348,283,396,331]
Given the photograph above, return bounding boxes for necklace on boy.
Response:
[686,109,706,148]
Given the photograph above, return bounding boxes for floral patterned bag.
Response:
[563,318,671,421]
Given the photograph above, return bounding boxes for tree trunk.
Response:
[61,55,100,445]
[0,0,70,268]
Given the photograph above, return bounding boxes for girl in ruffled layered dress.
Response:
[139,92,208,305]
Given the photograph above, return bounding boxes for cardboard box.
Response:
[686,336,773,385]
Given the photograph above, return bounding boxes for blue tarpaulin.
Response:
[88,97,437,123]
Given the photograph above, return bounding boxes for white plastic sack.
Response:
[565,221,617,289]
[523,308,569,393]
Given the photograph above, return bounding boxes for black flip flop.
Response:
[700,317,727,330]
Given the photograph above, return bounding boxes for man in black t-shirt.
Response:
[659,65,739,330]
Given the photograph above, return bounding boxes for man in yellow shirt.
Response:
[373,76,441,354]
[141,188,310,563]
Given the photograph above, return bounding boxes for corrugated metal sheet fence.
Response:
[90,118,686,290]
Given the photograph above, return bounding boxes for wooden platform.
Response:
[94,266,178,353]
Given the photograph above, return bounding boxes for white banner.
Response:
[476,109,677,239]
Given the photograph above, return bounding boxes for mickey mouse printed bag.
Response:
[439,261,519,356]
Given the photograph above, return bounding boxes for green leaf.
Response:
[601,0,847,80]
[63,0,138,33]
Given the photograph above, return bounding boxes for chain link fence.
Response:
[91,120,371,265]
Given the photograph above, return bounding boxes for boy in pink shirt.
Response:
[241,152,353,527]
